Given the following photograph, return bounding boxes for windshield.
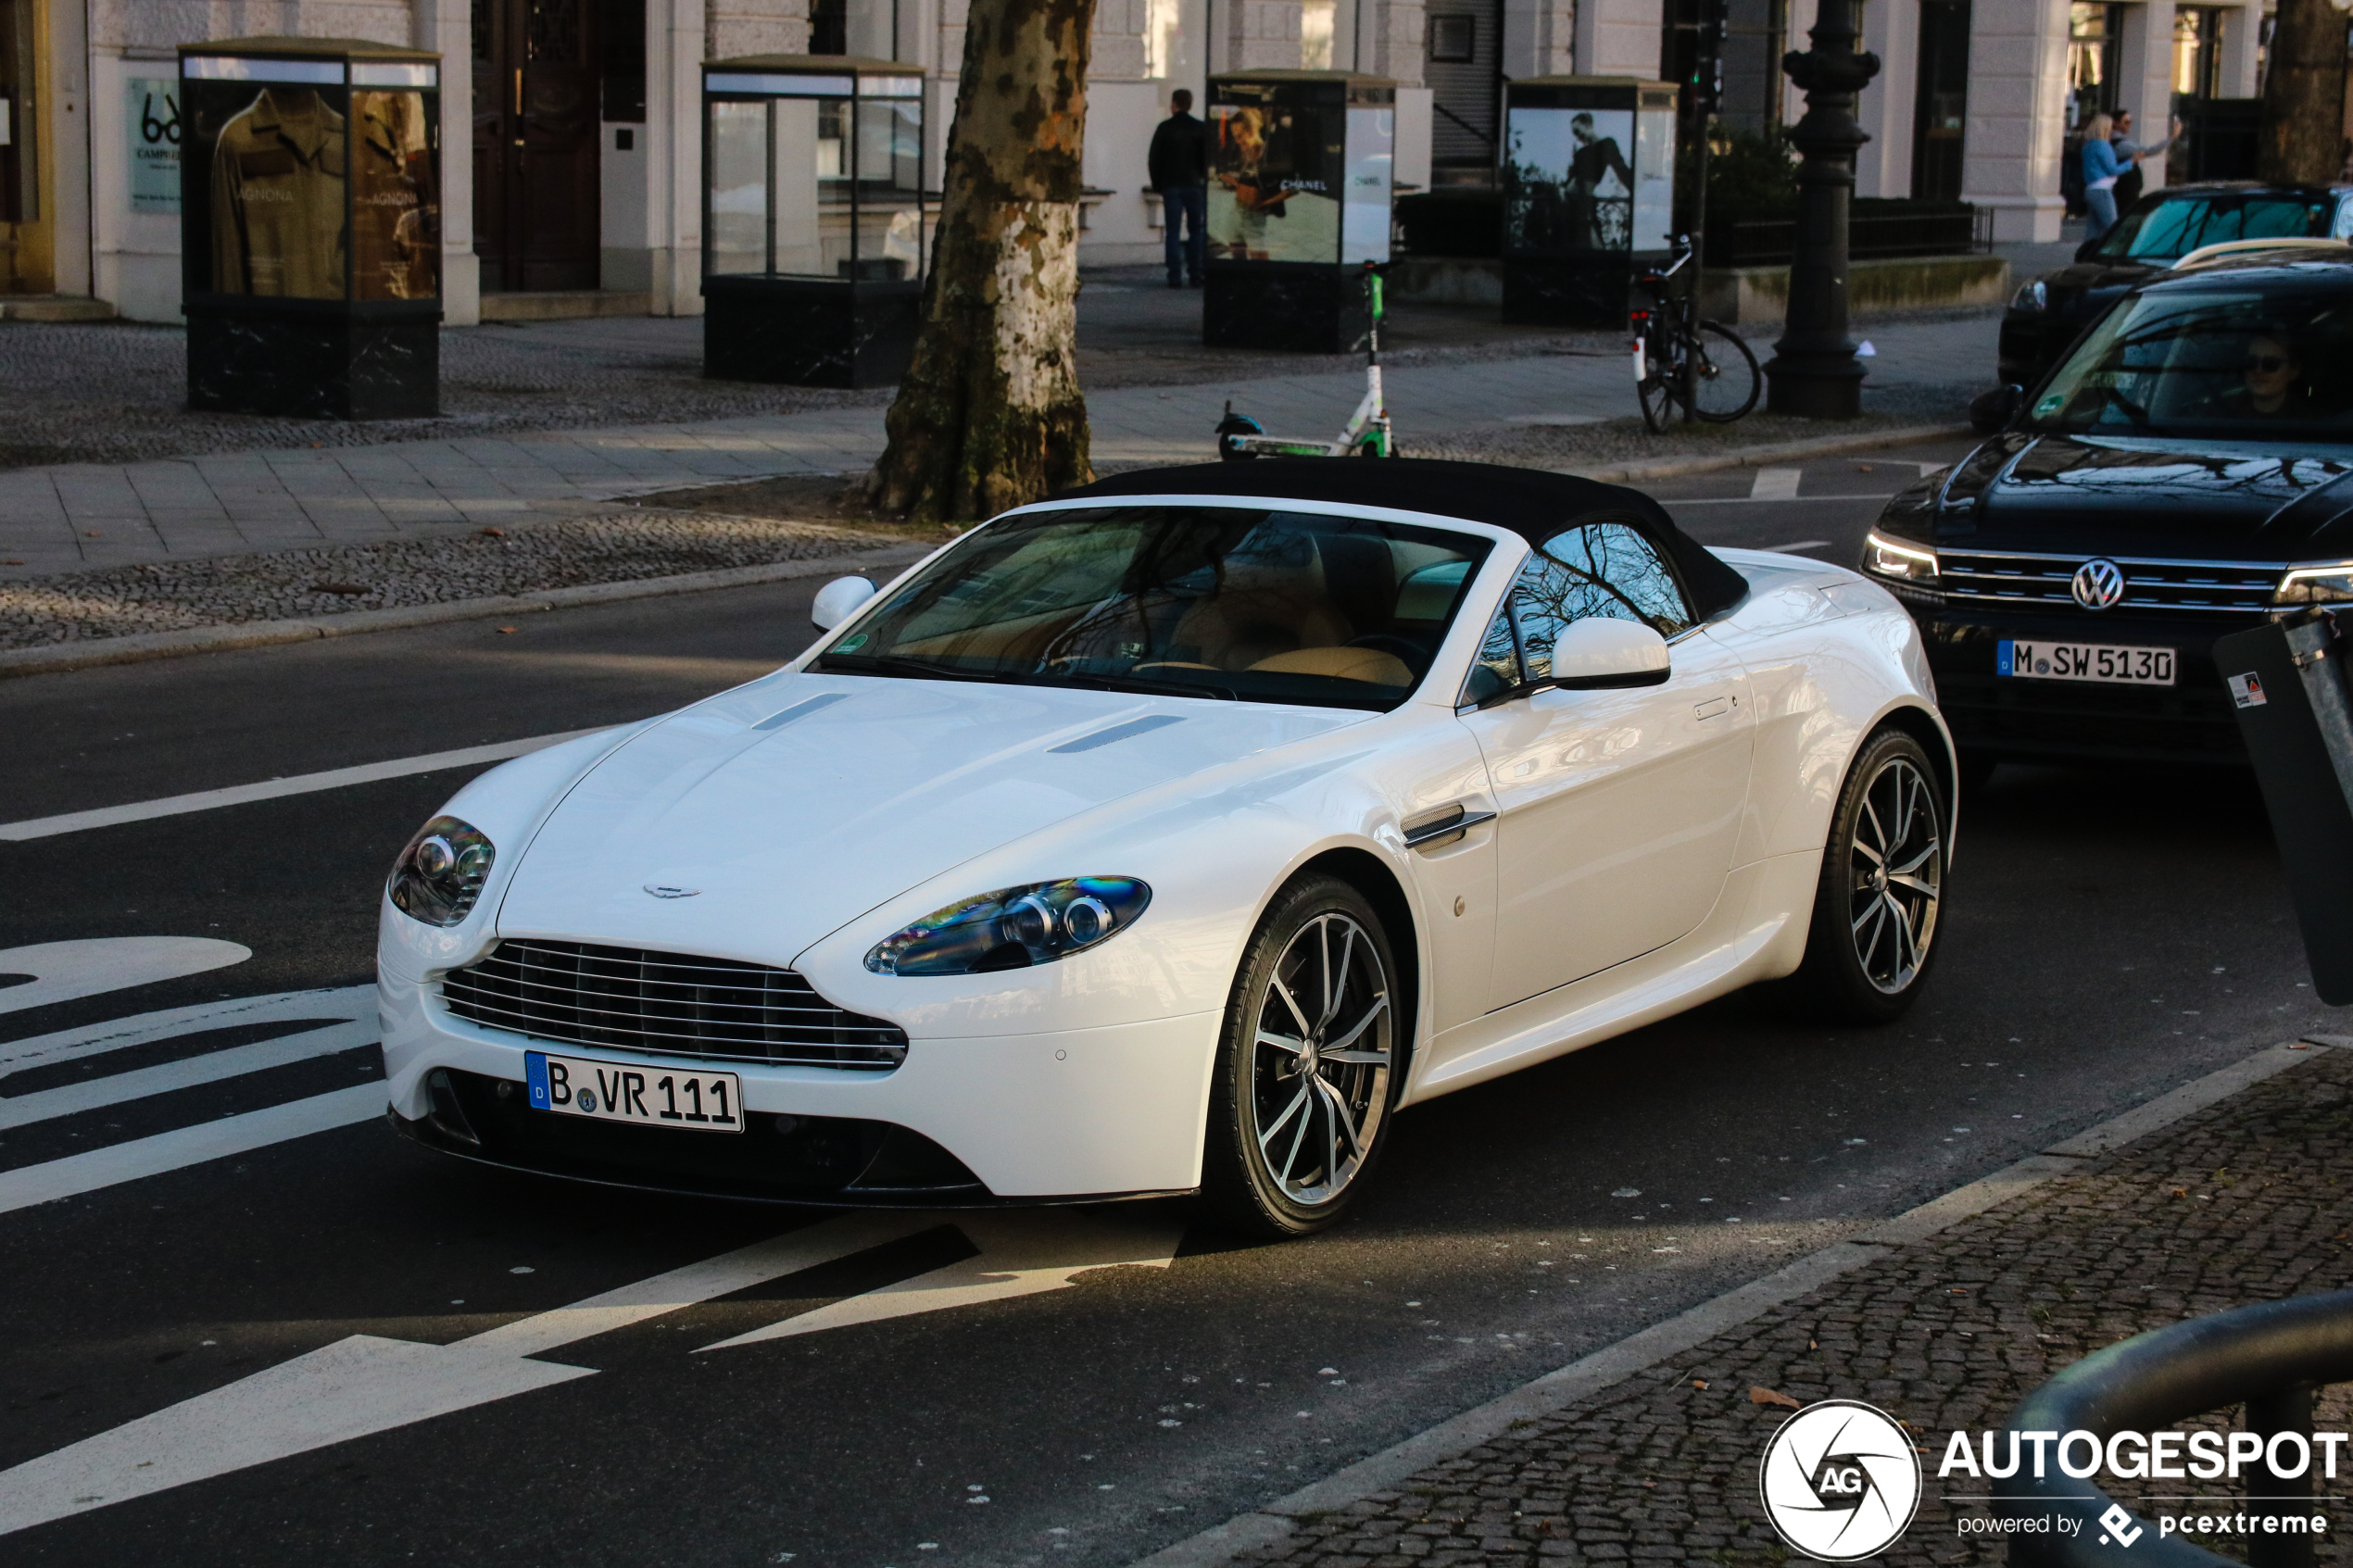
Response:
[813,506,1495,712]
[2027,283,2353,438]
[2089,192,2331,263]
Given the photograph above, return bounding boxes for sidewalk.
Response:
[0,310,1996,578]
[1165,1039,2353,1568]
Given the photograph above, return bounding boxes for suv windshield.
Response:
[812,506,1494,712]
[2029,281,2353,437]
[2089,192,2334,263]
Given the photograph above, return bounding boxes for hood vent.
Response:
[753,691,850,731]
[1048,714,1186,754]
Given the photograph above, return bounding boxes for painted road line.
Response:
[0,937,251,1017]
[0,985,371,1075]
[0,727,612,842]
[1748,466,1803,499]
[0,1210,1161,1535]
[1761,540,1834,554]
[0,1018,376,1131]
[0,1082,384,1215]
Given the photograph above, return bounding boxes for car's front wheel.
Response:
[1199,875,1401,1238]
[1790,727,1948,1023]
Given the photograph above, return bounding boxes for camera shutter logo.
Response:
[1757,1399,1921,1561]
[2071,558,2126,610]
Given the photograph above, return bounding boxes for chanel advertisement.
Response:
[1504,107,1636,255]
[1208,87,1341,265]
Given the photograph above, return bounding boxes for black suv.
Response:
[1997,182,2351,388]
[1871,247,2353,777]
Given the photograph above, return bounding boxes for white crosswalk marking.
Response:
[0,937,250,1017]
[1748,467,1803,500]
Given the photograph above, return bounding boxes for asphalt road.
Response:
[1,440,2338,1568]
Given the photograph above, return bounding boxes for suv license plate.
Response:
[1997,640,2175,686]
[524,1050,743,1134]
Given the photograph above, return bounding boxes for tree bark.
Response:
[2258,0,2349,185]
[869,0,1096,522]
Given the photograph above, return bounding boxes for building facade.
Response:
[0,0,2283,326]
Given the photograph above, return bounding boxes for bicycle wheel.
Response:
[1636,326,1679,433]
[1685,321,1761,423]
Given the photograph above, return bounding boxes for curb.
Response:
[1127,1036,2334,1568]
[0,547,930,682]
[1554,421,1975,484]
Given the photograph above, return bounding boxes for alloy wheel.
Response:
[1249,912,1392,1207]
[1847,756,1943,993]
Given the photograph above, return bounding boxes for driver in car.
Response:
[2236,331,2306,418]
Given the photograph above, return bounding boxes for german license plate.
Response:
[524,1050,743,1134]
[1997,640,2175,685]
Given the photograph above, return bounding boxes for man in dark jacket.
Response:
[1149,90,1209,287]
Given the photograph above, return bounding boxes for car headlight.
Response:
[2013,280,2047,311]
[865,877,1152,975]
[1865,531,1940,582]
[2278,562,2353,606]
[387,816,496,928]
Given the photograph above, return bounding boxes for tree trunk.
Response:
[2258,0,2349,185]
[868,0,1096,522]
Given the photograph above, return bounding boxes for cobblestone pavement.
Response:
[1231,1044,2353,1567]
[0,512,892,649]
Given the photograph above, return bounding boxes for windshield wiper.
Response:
[811,652,1004,684]
[1035,671,1240,701]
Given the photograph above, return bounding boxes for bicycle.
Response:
[1629,235,1760,432]
[1214,261,1392,459]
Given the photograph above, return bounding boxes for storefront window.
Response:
[2067,2,2122,129]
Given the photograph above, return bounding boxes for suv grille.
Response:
[1937,550,2281,615]
[441,940,907,1071]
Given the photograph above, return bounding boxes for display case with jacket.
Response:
[180,36,442,420]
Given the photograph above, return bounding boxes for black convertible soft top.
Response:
[1053,458,1752,621]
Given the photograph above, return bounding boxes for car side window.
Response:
[1508,521,1693,681]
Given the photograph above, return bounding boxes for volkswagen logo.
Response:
[2071,558,2126,610]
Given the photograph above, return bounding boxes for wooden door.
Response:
[472,0,601,292]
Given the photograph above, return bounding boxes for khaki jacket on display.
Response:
[352,90,437,300]
[210,87,346,297]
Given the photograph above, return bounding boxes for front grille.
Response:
[441,939,907,1071]
[1936,549,2281,615]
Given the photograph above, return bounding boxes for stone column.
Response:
[1852,0,1914,198]
[2118,0,2177,188]
[420,0,479,325]
[2219,0,2262,97]
[1501,0,1576,78]
[647,0,709,315]
[1573,0,1665,77]
[1958,0,2069,240]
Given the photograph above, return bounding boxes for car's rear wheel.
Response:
[1199,875,1400,1238]
[1791,728,1947,1023]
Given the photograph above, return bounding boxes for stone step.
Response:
[0,295,119,323]
[479,290,654,323]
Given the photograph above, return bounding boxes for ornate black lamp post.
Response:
[1762,0,1880,418]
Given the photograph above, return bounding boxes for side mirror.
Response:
[2073,236,2101,263]
[1969,383,2024,434]
[811,575,877,632]
[1543,618,1671,691]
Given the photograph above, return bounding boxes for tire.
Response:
[1686,322,1761,422]
[1198,875,1403,1238]
[1789,728,1948,1024]
[1637,325,1679,433]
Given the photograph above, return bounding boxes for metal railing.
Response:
[1994,1288,2353,1566]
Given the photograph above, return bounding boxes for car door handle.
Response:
[1694,696,1731,721]
[1402,805,1497,851]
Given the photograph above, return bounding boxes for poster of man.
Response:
[1504,107,1635,255]
[1208,93,1340,264]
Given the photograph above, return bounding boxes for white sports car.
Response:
[377,460,1953,1236]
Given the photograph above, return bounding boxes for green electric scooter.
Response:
[1214,262,1393,460]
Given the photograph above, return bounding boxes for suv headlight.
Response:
[2013,280,2047,311]
[866,877,1152,975]
[1865,531,1940,582]
[2279,561,2353,606]
[388,816,496,928]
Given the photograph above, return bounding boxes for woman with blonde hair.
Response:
[2080,111,2136,241]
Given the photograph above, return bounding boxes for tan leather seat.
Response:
[1172,570,1353,671]
[1248,646,1414,685]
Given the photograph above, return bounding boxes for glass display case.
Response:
[1500,78,1678,327]
[701,56,928,387]
[1203,70,1394,353]
[179,36,442,419]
